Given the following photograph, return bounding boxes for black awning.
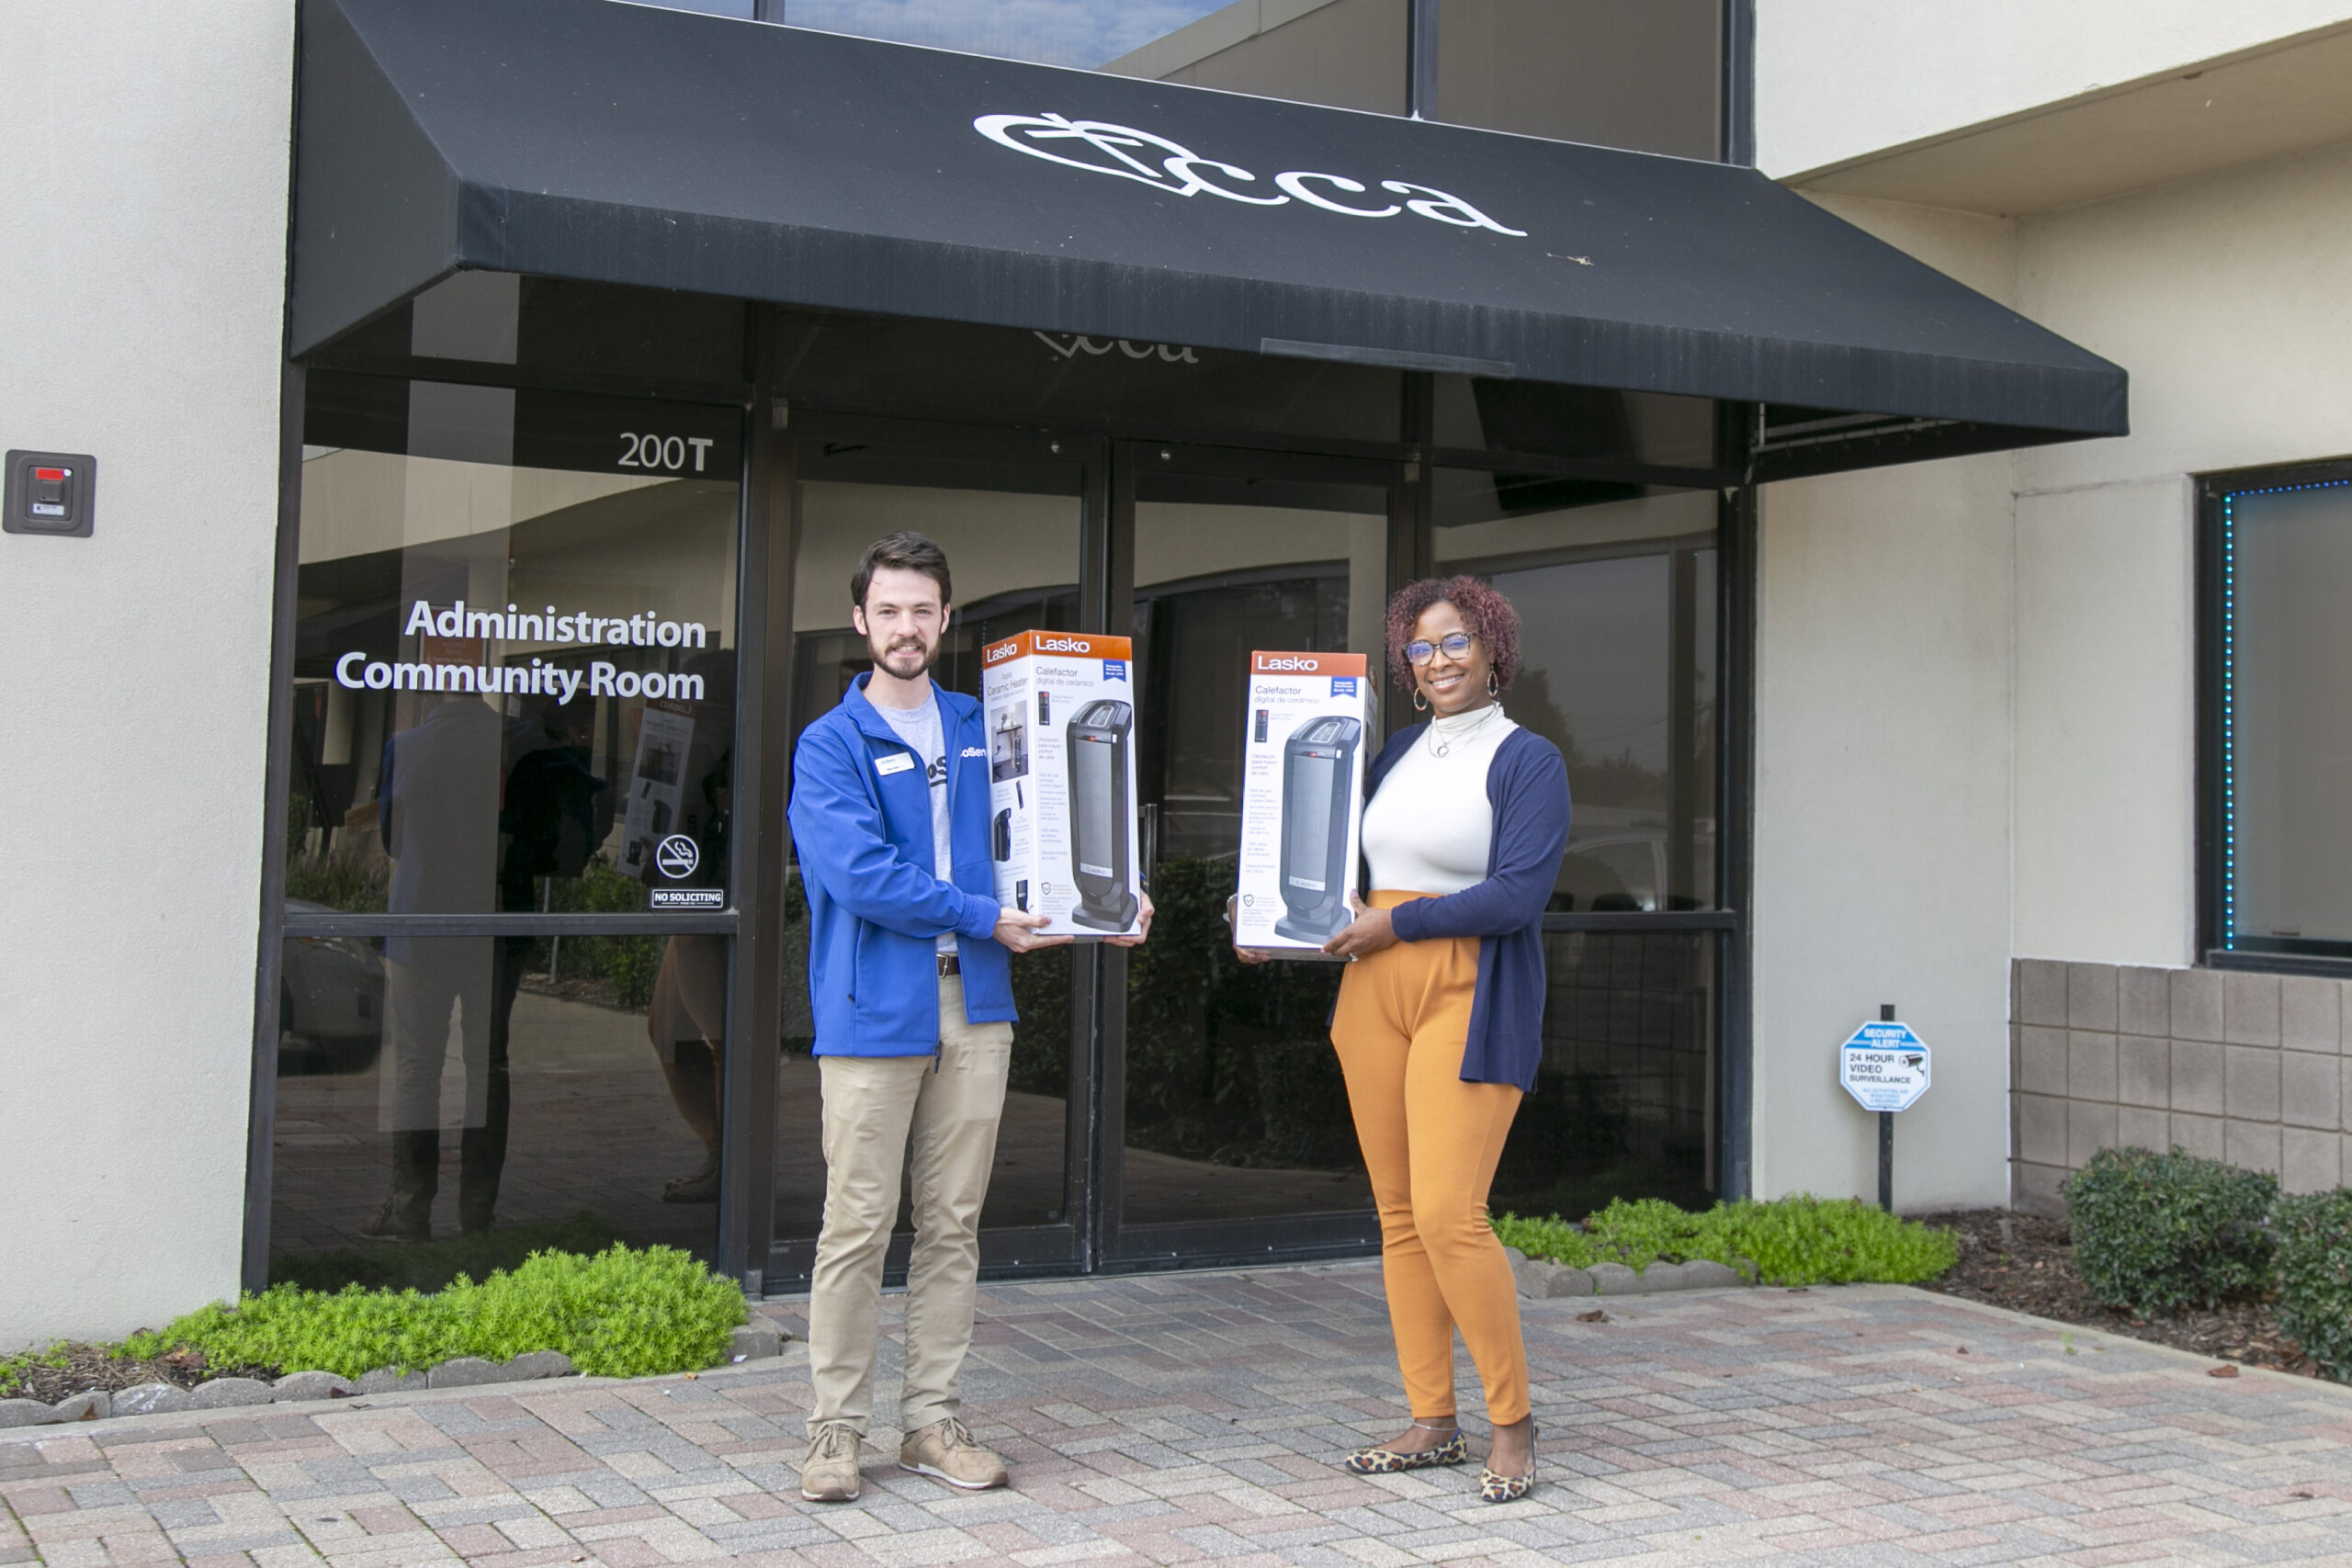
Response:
[291,0,2127,473]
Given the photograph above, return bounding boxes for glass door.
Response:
[1106,443,1402,1263]
[768,412,1095,1287]
[273,372,744,1282]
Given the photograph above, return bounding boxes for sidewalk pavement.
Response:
[7,1262,2352,1567]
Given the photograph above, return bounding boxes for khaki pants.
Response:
[807,974,1012,1436]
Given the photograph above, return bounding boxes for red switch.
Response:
[6,450,96,536]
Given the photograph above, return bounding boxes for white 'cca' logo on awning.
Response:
[975,112,1526,237]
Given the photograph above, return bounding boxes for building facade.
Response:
[3,0,2344,1348]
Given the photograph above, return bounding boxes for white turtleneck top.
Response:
[1360,705,1519,895]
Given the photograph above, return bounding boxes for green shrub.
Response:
[1491,1213,1604,1269]
[0,1342,74,1400]
[129,1243,744,1380]
[2273,1188,2352,1382]
[2064,1145,2276,1313]
[1494,1194,1958,1286]
[1708,1196,1958,1285]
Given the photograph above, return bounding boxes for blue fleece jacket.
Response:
[1364,724,1570,1092]
[788,674,1012,1055]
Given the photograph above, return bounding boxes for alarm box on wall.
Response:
[979,630,1143,940]
[1233,650,1371,955]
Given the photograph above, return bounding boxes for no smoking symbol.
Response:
[655,834,699,879]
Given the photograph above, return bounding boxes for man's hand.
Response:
[993,908,1072,953]
[1322,901,1399,960]
[1104,891,1156,947]
[1224,895,1274,964]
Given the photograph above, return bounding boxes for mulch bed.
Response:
[1916,1208,2322,1377]
[6,1347,281,1405]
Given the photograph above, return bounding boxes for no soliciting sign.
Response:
[1839,1021,1929,1113]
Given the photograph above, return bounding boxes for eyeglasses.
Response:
[1404,632,1475,666]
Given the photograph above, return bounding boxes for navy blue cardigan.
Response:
[1364,723,1570,1092]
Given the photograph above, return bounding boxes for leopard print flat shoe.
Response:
[1477,1418,1538,1502]
[1340,1426,1469,1474]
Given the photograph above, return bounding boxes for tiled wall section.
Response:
[2010,960,2352,1213]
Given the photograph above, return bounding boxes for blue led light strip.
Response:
[2222,491,2235,950]
[2217,475,2352,952]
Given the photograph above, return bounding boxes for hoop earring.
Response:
[1412,688,1429,712]
[1487,671,1499,696]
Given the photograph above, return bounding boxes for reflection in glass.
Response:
[1492,931,1717,1218]
[2220,480,2352,956]
[1431,0,1724,159]
[777,0,1234,68]
[774,310,1401,449]
[775,428,1085,1243]
[1119,470,1387,1228]
[270,933,718,1282]
[288,377,741,919]
[1435,477,1716,910]
[1434,376,1719,473]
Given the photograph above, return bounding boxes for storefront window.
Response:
[1502,931,1716,1215]
[2211,469,2352,961]
[1432,0,1723,159]
[270,932,725,1275]
[1434,475,1718,911]
[1433,375,1721,475]
[289,375,741,916]
[774,310,1401,449]
[1118,456,1390,1232]
[275,365,745,1280]
[776,1,1234,67]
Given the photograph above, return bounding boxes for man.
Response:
[787,531,1149,1502]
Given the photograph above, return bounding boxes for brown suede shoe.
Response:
[799,1421,862,1502]
[899,1416,1009,1490]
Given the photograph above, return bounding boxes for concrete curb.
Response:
[1505,1246,1750,1298]
[0,1325,794,1438]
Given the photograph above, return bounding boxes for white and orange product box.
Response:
[978,631,1143,940]
[1233,650,1372,955]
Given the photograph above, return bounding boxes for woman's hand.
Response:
[1322,902,1399,960]
[1105,892,1156,947]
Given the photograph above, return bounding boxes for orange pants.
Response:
[1331,892,1529,1425]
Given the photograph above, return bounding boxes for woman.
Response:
[1252,576,1567,1501]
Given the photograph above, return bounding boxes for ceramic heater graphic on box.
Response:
[1064,698,1138,931]
[1274,715,1363,942]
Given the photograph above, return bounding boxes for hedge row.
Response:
[2064,1146,2352,1381]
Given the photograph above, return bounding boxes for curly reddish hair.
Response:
[1385,575,1521,694]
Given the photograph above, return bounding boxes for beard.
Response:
[869,630,939,679]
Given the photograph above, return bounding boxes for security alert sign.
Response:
[1838,1020,1930,1113]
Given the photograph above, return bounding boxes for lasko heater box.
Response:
[979,629,1141,938]
[1273,716,1364,942]
[1232,649,1372,955]
[1064,699,1139,931]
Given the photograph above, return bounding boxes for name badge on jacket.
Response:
[875,752,916,776]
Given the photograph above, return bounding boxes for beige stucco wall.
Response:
[1755,28,2352,1203]
[1754,0,2352,179]
[1747,198,2025,1211]
[0,2,294,1346]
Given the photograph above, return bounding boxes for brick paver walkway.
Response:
[7,1264,2352,1566]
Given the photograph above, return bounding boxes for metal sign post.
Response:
[1839,1003,1930,1213]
